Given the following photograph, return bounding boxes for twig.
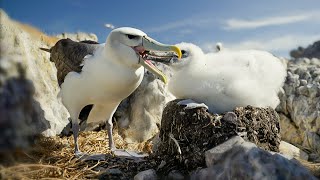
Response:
[169,133,182,154]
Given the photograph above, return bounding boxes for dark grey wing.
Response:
[49,38,101,86]
[80,40,100,44]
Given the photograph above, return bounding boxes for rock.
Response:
[98,168,125,180]
[303,132,320,154]
[279,141,309,160]
[134,169,157,180]
[191,141,317,180]
[277,55,320,154]
[0,10,69,137]
[290,41,320,59]
[153,99,280,172]
[166,170,185,180]
[56,32,98,42]
[115,63,175,143]
[279,114,303,145]
[309,153,320,163]
[0,62,46,153]
[205,136,246,167]
[0,10,107,137]
[290,46,305,59]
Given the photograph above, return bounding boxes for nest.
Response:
[234,105,281,151]
[0,129,153,179]
[152,99,281,174]
[153,99,238,173]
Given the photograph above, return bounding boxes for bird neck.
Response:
[103,42,141,70]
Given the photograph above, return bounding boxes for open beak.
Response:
[135,36,182,84]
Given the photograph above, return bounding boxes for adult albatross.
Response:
[41,27,181,157]
[167,42,286,114]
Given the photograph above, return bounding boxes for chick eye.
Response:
[127,34,138,39]
[181,50,189,58]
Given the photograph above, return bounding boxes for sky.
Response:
[2,0,320,58]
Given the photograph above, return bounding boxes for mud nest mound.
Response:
[153,99,281,173]
[235,105,281,152]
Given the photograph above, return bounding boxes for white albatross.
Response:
[41,27,182,158]
[167,42,286,114]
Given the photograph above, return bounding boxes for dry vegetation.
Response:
[0,119,319,179]
[0,129,153,179]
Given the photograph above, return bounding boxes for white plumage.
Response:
[57,27,181,156]
[168,42,287,114]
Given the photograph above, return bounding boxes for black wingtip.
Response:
[39,47,51,53]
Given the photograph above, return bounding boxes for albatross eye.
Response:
[126,34,139,39]
[181,50,189,58]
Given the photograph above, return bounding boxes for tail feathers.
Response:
[39,47,51,53]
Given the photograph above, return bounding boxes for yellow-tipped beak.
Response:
[171,46,182,59]
[139,36,182,84]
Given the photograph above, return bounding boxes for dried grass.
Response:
[0,130,152,179]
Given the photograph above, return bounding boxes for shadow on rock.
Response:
[0,63,49,164]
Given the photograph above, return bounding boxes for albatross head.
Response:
[164,42,205,71]
[105,27,182,83]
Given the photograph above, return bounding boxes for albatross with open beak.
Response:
[41,27,181,158]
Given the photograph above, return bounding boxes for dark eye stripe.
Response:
[127,34,138,39]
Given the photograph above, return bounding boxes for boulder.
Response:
[0,10,69,136]
[0,10,105,137]
[279,114,303,145]
[191,141,317,180]
[134,169,157,180]
[0,61,46,153]
[205,136,247,167]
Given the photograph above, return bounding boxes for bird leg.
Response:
[72,120,106,161]
[177,99,209,110]
[106,121,148,158]
[106,121,115,150]
[71,121,82,157]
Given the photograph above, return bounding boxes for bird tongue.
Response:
[133,46,157,68]
[145,59,155,67]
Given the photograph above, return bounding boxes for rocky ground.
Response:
[0,9,319,179]
[277,42,320,161]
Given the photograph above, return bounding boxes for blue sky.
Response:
[2,0,320,57]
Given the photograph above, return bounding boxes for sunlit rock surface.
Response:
[277,57,320,155]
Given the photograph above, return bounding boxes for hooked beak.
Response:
[142,36,182,59]
[135,36,182,84]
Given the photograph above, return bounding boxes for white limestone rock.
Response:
[279,141,309,160]
[0,10,69,136]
